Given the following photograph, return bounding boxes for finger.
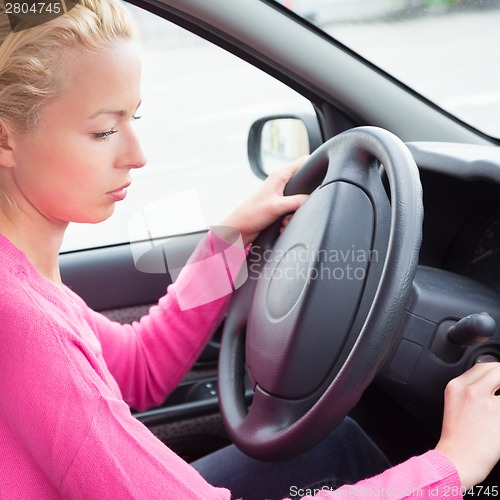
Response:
[472,362,500,395]
[457,362,500,387]
[289,154,310,170]
[282,214,292,227]
[273,156,310,185]
[280,215,292,234]
[277,193,309,214]
[285,155,310,173]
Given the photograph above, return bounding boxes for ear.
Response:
[0,120,16,169]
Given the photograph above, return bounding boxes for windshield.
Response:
[276,0,500,139]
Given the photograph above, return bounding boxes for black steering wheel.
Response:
[218,126,423,461]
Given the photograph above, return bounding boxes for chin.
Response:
[72,206,116,225]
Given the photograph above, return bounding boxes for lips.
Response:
[107,182,131,202]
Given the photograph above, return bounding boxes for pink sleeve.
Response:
[61,389,232,499]
[284,451,463,500]
[86,228,247,411]
[0,285,232,498]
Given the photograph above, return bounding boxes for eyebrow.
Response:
[88,100,142,119]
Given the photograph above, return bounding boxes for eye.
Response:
[132,115,141,121]
[93,129,118,141]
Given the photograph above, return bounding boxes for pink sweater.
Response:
[0,233,463,499]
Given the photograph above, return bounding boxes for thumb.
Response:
[279,193,309,214]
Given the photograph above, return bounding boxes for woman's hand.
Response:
[435,361,500,490]
[220,156,309,246]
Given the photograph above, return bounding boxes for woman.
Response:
[0,1,499,499]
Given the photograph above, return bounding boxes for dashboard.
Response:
[375,141,500,438]
[407,142,500,292]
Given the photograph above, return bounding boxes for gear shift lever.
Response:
[447,312,496,347]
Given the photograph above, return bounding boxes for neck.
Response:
[0,208,66,288]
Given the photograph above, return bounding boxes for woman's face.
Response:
[8,40,146,226]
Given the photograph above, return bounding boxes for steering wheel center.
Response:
[266,244,311,320]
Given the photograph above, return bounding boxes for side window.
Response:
[61,5,314,252]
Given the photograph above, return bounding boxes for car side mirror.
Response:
[247,114,322,179]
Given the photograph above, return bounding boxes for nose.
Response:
[118,126,147,170]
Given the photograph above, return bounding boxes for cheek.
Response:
[19,133,93,182]
[14,143,92,207]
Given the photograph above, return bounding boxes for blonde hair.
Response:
[0,0,136,133]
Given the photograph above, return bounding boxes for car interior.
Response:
[58,0,500,492]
